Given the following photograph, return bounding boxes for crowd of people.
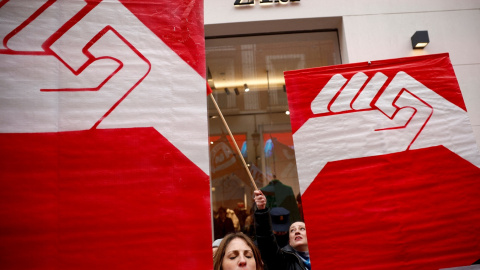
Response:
[212,190,311,270]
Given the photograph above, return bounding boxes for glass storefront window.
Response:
[207,30,341,241]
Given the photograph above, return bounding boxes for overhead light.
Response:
[224,87,230,95]
[285,110,290,115]
[411,30,429,49]
[244,83,250,92]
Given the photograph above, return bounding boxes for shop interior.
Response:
[206,30,341,240]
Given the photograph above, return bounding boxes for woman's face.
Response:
[289,221,308,252]
[222,238,257,270]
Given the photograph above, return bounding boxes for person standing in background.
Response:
[214,207,235,240]
[270,207,291,248]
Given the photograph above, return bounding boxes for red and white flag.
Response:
[0,1,211,269]
[210,135,243,180]
[285,53,480,269]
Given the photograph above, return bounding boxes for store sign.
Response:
[234,0,300,6]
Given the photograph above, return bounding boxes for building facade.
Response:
[205,0,480,148]
[205,0,480,240]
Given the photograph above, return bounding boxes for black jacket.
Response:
[255,208,308,270]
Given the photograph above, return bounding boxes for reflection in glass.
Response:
[207,30,341,241]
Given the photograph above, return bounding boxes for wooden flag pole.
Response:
[209,94,258,191]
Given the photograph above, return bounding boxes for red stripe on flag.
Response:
[0,128,213,269]
[303,146,480,269]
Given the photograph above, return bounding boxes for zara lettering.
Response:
[234,0,300,6]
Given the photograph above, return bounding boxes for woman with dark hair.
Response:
[213,232,264,270]
[254,190,311,270]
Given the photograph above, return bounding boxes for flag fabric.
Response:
[210,135,243,180]
[284,53,480,269]
[0,1,211,269]
[207,82,213,95]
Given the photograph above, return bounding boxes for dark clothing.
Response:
[255,208,309,270]
[261,179,301,223]
[275,233,289,249]
[214,217,235,240]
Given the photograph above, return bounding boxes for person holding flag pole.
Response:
[207,83,310,270]
[254,189,311,270]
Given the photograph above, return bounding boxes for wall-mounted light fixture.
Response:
[224,87,230,95]
[411,30,429,49]
[244,83,250,92]
[234,88,240,95]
